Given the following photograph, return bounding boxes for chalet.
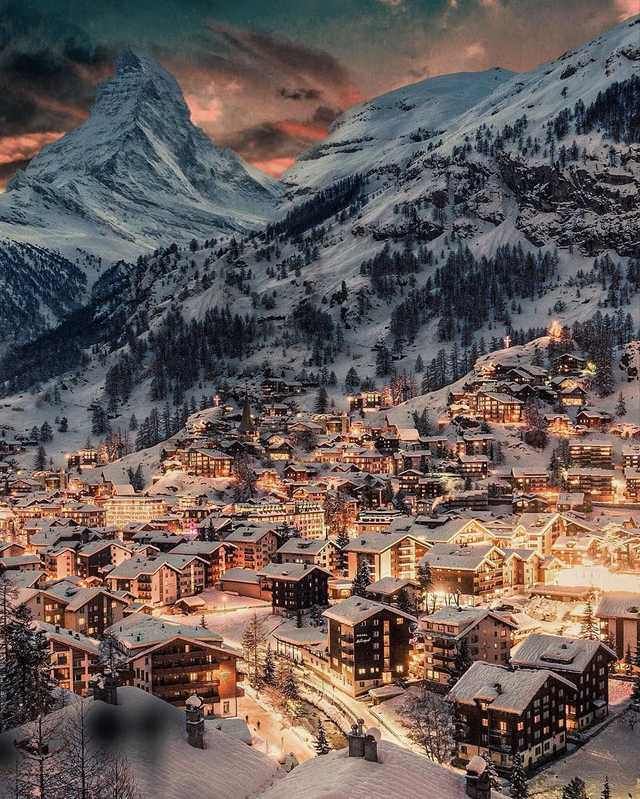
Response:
[511,634,616,731]
[568,438,614,469]
[576,409,613,431]
[511,468,550,495]
[544,413,573,436]
[553,353,587,375]
[224,524,280,570]
[283,463,311,483]
[108,615,243,715]
[105,554,205,606]
[475,392,523,423]
[625,469,640,501]
[448,661,575,771]
[596,591,640,662]
[456,434,496,459]
[342,449,395,475]
[458,455,490,480]
[398,469,424,494]
[558,385,588,408]
[513,494,552,514]
[76,539,132,578]
[169,540,237,585]
[413,606,516,686]
[276,537,340,574]
[551,535,601,566]
[622,447,640,470]
[183,448,233,478]
[420,544,505,606]
[323,596,416,696]
[348,390,383,413]
[365,577,419,607]
[565,468,616,502]
[344,532,430,582]
[37,621,101,696]
[258,563,330,613]
[502,548,541,592]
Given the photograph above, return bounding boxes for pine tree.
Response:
[396,588,414,614]
[241,613,267,690]
[448,638,473,687]
[200,614,207,629]
[2,604,57,730]
[128,414,138,431]
[277,663,300,714]
[351,560,371,597]
[314,720,331,755]
[417,561,432,611]
[315,386,329,413]
[601,775,610,799]
[262,644,276,686]
[33,444,47,471]
[562,776,588,799]
[579,598,599,640]
[414,354,424,373]
[345,367,361,390]
[616,392,626,416]
[510,752,529,799]
[39,421,53,443]
[481,751,500,790]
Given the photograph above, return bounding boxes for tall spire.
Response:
[239,393,253,434]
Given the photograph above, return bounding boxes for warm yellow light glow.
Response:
[548,320,562,340]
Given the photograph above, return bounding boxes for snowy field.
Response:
[159,596,280,649]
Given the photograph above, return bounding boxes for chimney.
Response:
[186,693,205,749]
[347,721,380,762]
[92,668,118,705]
[465,756,491,799]
[363,728,380,762]
[347,719,365,758]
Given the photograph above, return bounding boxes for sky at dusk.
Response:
[0,0,638,185]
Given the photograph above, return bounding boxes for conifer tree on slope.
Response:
[314,720,331,756]
[1,603,57,730]
[351,559,371,597]
[510,752,529,799]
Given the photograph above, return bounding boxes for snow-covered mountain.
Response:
[0,51,281,262]
[2,17,639,427]
[284,67,515,189]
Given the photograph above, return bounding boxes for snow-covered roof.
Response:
[221,567,262,584]
[323,595,416,626]
[258,739,494,799]
[276,538,335,556]
[366,576,419,595]
[596,591,640,620]
[258,562,331,581]
[105,613,223,651]
[422,543,501,571]
[0,687,278,799]
[448,662,575,714]
[344,532,423,554]
[35,620,100,655]
[511,634,615,673]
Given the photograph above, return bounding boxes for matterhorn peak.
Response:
[0,50,281,260]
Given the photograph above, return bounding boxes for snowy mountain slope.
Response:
[0,51,282,262]
[2,16,640,443]
[284,68,514,189]
[0,240,92,346]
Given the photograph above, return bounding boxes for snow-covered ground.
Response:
[530,708,640,799]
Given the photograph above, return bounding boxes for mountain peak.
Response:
[0,51,280,259]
